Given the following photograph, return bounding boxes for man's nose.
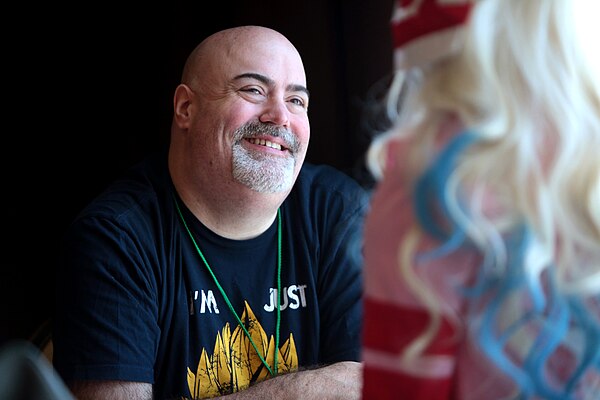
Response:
[258,98,290,128]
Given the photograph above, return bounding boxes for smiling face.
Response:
[173,26,310,197]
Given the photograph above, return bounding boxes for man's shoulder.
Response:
[292,163,369,210]
[76,151,170,223]
[298,163,363,187]
[297,163,367,196]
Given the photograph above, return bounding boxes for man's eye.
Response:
[242,88,262,95]
[290,98,306,107]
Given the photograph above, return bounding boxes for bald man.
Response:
[53,26,367,399]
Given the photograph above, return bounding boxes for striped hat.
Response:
[391,0,473,69]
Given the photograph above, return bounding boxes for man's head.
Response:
[170,25,310,197]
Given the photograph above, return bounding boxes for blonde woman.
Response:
[361,0,600,398]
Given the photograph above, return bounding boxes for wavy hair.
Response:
[367,0,600,397]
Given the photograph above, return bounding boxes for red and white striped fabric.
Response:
[391,0,473,69]
[362,4,481,398]
[360,131,519,399]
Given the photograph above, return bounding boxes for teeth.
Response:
[248,138,282,150]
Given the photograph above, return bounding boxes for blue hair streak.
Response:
[411,131,599,398]
[413,130,478,258]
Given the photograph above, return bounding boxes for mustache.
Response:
[233,121,300,153]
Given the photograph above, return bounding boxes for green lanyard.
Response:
[173,194,281,376]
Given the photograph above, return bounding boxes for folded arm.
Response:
[67,361,362,400]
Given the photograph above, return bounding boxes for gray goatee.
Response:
[232,121,300,193]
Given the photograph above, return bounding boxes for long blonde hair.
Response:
[367,0,600,396]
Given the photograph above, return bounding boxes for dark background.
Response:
[2,1,394,344]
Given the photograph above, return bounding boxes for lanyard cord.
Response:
[172,194,281,376]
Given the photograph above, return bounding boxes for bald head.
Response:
[169,24,311,214]
[181,26,306,90]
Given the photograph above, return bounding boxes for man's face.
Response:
[187,31,310,194]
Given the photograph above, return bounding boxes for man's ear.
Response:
[173,84,194,128]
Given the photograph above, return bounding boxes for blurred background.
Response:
[2,1,394,344]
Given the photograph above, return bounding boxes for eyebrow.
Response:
[234,73,310,98]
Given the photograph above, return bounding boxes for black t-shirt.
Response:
[53,151,368,399]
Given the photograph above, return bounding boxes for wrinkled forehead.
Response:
[220,37,306,90]
[186,28,307,90]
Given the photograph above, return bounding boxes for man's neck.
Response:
[175,184,285,240]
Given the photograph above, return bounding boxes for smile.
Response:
[246,138,286,151]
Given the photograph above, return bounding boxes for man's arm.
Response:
[68,381,152,400]
[223,361,362,400]
[66,361,361,400]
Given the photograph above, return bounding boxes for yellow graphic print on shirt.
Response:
[187,301,298,399]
